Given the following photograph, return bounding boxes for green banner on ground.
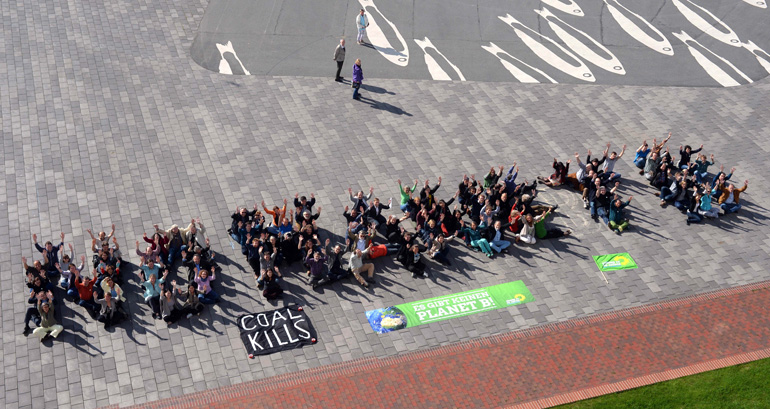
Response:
[593,252,638,271]
[366,280,534,334]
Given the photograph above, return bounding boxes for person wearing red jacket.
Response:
[74,269,100,314]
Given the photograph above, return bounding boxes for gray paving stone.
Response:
[1,0,769,407]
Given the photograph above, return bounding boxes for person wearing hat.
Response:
[33,292,63,342]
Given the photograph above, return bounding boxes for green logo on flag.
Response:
[365,281,534,334]
[593,253,638,272]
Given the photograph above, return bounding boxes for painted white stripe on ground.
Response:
[672,31,752,87]
[536,7,625,75]
[499,14,595,82]
[358,0,410,67]
[740,0,767,8]
[673,0,742,46]
[541,0,585,16]
[604,0,675,56]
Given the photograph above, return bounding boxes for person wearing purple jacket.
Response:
[305,251,328,289]
[352,59,363,100]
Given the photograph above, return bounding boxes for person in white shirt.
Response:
[348,248,375,287]
[356,9,369,45]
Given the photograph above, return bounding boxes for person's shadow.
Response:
[356,94,412,116]
[361,84,395,95]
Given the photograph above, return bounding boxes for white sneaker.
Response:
[186,313,193,319]
[583,199,589,209]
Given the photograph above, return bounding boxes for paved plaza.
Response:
[1,0,769,408]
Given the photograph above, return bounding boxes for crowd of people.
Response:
[21,134,750,342]
[22,220,219,340]
[633,134,748,224]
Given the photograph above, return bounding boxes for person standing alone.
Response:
[333,39,346,82]
[352,59,363,100]
[356,9,369,44]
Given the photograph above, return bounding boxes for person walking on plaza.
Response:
[356,9,369,44]
[333,39,346,82]
[352,59,363,100]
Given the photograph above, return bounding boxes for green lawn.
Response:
[557,358,770,409]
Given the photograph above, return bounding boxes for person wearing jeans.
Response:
[634,140,651,170]
[430,234,453,265]
[195,267,220,304]
[718,180,748,215]
[488,220,511,254]
[140,265,167,319]
[352,59,363,99]
[73,269,100,314]
[155,224,186,266]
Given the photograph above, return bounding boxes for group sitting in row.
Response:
[22,228,124,339]
[21,219,223,340]
[633,134,748,224]
[223,163,580,301]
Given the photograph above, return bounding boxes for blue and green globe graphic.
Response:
[366,306,408,334]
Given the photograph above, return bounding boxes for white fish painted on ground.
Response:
[414,37,465,81]
[481,42,558,83]
[541,0,585,16]
[672,31,752,87]
[498,14,595,82]
[358,0,409,67]
[216,41,251,75]
[535,7,625,75]
[740,0,767,9]
[604,0,674,56]
[743,40,770,74]
[673,0,741,46]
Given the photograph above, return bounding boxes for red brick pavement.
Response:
[128,281,770,409]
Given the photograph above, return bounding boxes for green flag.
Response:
[593,253,638,272]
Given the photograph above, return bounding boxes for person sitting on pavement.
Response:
[305,250,328,289]
[195,266,220,304]
[403,244,428,278]
[718,180,748,215]
[33,294,63,343]
[538,158,570,187]
[608,195,634,234]
[349,247,375,288]
[429,233,453,266]
[139,261,167,319]
[95,291,126,329]
[175,282,205,318]
[534,207,571,240]
[397,179,419,212]
[459,219,493,257]
[261,267,284,300]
